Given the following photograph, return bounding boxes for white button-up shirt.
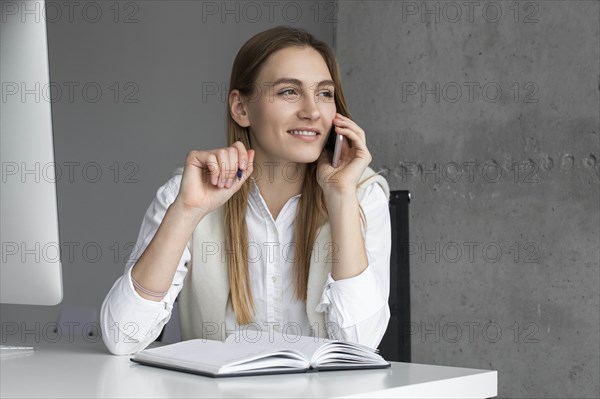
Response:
[100,172,391,355]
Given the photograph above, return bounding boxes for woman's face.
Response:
[244,46,337,168]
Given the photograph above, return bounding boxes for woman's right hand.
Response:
[173,141,255,220]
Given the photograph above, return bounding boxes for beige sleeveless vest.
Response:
[176,166,390,341]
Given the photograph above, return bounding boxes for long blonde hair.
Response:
[224,26,375,324]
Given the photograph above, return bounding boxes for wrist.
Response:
[324,188,357,205]
[324,190,360,217]
[169,200,207,225]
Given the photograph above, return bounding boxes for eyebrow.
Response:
[268,78,335,88]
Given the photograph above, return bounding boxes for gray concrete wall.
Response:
[335,1,599,398]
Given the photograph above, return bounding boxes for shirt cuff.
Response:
[315,265,387,328]
[107,268,172,340]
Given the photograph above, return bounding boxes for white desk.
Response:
[1,338,497,398]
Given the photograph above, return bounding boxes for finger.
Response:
[233,150,254,185]
[235,149,255,183]
[334,125,366,147]
[224,147,239,188]
[231,141,249,170]
[186,150,219,186]
[205,152,220,186]
[333,118,365,141]
[335,114,365,132]
[213,148,231,188]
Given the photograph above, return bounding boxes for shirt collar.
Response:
[248,177,302,224]
[249,177,302,200]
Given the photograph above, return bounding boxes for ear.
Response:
[229,89,250,128]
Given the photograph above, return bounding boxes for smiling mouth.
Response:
[287,130,319,136]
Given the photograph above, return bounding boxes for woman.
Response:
[100,26,392,355]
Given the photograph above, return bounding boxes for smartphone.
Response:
[326,126,344,167]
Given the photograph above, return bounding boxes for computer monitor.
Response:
[1,0,63,307]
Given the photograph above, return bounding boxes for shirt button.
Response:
[272,276,277,284]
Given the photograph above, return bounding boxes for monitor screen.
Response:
[1,0,63,305]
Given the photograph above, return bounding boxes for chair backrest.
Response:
[377,190,411,362]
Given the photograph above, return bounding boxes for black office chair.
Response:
[378,190,411,362]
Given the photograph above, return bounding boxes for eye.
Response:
[318,90,335,103]
[279,88,299,96]
[278,88,302,102]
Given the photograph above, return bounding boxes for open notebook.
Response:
[131,332,390,378]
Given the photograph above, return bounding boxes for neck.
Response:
[251,159,308,219]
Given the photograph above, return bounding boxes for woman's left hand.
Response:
[317,113,372,196]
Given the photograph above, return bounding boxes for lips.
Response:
[287,130,320,142]
[287,130,319,136]
[287,128,321,135]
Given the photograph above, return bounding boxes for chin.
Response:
[292,152,321,164]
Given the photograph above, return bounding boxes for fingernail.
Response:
[226,178,233,188]
[236,169,243,181]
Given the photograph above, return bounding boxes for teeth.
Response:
[288,130,317,136]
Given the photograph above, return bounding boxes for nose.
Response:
[297,92,320,120]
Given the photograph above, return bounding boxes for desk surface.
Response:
[1,338,497,398]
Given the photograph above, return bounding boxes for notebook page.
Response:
[313,341,388,367]
[226,332,328,362]
[134,339,294,374]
